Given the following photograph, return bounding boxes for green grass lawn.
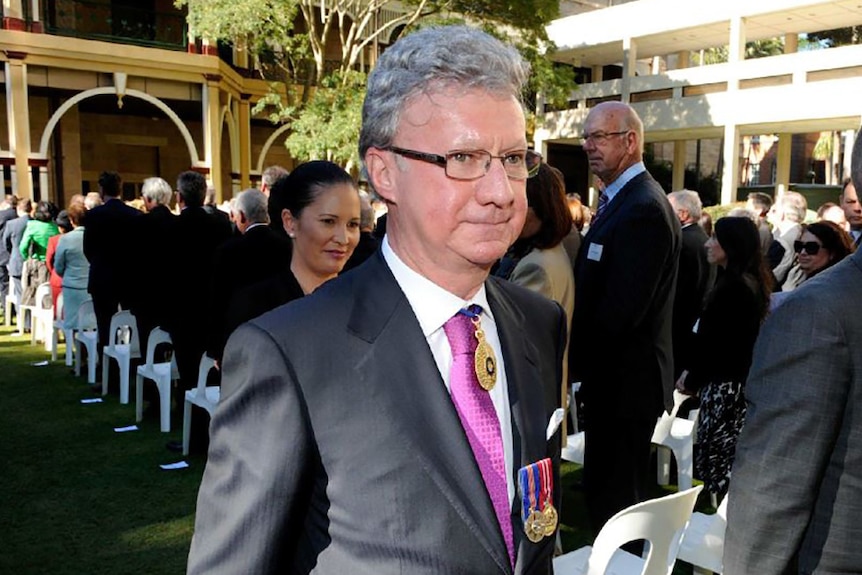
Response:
[0,322,703,573]
[0,324,206,575]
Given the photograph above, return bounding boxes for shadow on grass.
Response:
[0,325,206,575]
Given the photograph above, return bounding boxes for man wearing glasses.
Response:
[188,26,566,575]
[569,101,681,534]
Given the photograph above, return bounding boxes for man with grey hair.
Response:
[189,26,565,574]
[128,176,176,352]
[260,164,288,198]
[668,190,713,380]
[768,190,807,290]
[84,192,103,211]
[206,188,289,363]
[724,132,862,574]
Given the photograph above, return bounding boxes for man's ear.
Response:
[365,148,397,205]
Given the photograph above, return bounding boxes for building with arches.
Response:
[0,1,401,205]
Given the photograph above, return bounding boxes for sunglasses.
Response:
[793,240,822,255]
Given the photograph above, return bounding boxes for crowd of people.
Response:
[1,23,860,575]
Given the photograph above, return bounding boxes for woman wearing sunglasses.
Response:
[772,221,855,311]
[795,221,855,279]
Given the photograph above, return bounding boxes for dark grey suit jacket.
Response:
[3,215,29,278]
[724,248,862,574]
[187,252,566,575]
[570,171,681,419]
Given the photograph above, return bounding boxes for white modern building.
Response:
[538,0,862,206]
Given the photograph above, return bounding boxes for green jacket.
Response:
[20,220,59,261]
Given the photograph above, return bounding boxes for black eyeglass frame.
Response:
[386,146,542,181]
[793,240,822,255]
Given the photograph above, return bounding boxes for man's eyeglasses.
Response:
[386,147,542,181]
[794,240,822,255]
[582,131,630,145]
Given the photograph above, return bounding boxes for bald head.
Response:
[582,102,645,185]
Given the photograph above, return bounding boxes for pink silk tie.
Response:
[443,306,514,566]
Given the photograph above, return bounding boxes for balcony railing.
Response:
[43,0,187,51]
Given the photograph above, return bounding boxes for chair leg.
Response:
[656,446,672,486]
[87,346,97,384]
[75,340,82,377]
[159,378,171,433]
[119,359,129,405]
[64,330,74,366]
[135,374,144,423]
[182,400,192,456]
[676,444,693,491]
[51,327,59,361]
[101,354,110,396]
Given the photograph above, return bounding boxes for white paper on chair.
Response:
[80,398,103,404]
[31,360,49,367]
[160,461,189,470]
[546,408,565,440]
[113,425,139,433]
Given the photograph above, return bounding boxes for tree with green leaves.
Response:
[175,0,573,169]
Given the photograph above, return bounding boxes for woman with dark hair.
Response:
[19,201,59,306]
[676,215,772,497]
[771,220,855,310]
[795,220,854,279]
[496,162,575,394]
[226,160,361,336]
[45,209,74,307]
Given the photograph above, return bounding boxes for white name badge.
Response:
[587,243,604,262]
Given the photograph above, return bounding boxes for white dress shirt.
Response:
[381,237,515,504]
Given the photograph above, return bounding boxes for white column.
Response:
[672,140,686,191]
[720,123,740,205]
[621,37,637,103]
[775,134,792,191]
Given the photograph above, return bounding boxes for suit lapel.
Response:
[584,172,646,242]
[487,279,552,574]
[346,254,512,573]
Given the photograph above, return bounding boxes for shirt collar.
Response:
[603,161,646,203]
[381,236,491,338]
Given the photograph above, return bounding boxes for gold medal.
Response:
[525,509,546,543]
[542,502,558,536]
[472,319,497,391]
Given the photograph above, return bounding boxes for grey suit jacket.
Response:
[187,252,566,575]
[3,215,29,277]
[724,248,862,575]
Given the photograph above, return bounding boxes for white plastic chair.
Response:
[652,390,698,491]
[553,485,703,575]
[30,283,54,349]
[51,293,75,365]
[135,327,179,432]
[15,281,37,336]
[3,280,21,328]
[562,382,585,465]
[74,300,98,383]
[182,354,220,455]
[676,495,728,575]
[101,310,141,404]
